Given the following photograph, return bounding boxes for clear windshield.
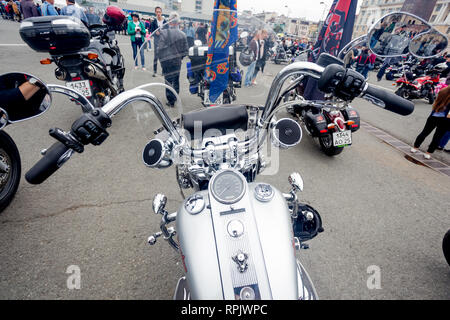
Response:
[127,9,301,140]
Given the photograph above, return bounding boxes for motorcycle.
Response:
[22,40,416,304]
[0,73,52,213]
[273,43,293,64]
[18,7,126,108]
[285,12,447,156]
[394,65,442,104]
[187,42,242,106]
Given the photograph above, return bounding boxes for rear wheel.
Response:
[319,135,344,156]
[443,230,450,267]
[0,131,21,213]
[395,87,410,100]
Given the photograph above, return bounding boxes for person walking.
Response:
[252,29,268,85]
[127,13,146,70]
[60,0,88,25]
[20,0,39,19]
[355,48,371,77]
[157,12,188,107]
[195,22,207,45]
[185,21,195,48]
[411,85,450,159]
[42,0,58,16]
[244,31,261,87]
[150,6,167,77]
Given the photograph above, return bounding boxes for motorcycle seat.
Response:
[182,105,248,137]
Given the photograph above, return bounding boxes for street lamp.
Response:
[320,1,328,22]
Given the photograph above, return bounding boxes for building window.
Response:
[195,0,202,13]
[435,4,442,12]
[430,15,437,23]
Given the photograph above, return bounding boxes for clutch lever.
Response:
[49,128,84,153]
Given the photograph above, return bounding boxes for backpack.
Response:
[357,54,369,68]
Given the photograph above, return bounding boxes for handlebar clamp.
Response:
[70,108,112,146]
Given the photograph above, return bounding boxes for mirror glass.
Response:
[0,73,51,122]
[368,12,430,57]
[0,108,8,130]
[408,30,448,58]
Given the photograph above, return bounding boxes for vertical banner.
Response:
[305,0,358,100]
[206,0,238,104]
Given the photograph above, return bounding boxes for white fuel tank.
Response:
[176,169,298,300]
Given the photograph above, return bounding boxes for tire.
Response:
[427,92,435,105]
[443,230,450,267]
[395,87,411,100]
[0,131,21,213]
[319,135,344,156]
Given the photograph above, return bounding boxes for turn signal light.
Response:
[347,120,355,126]
[327,124,336,129]
[87,53,98,60]
[40,58,52,65]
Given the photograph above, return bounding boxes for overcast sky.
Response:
[239,0,362,22]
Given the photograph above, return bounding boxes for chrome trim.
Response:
[48,84,94,113]
[260,62,325,127]
[100,88,182,144]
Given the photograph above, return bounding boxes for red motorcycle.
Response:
[394,67,441,104]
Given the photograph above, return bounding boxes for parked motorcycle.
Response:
[285,12,447,156]
[18,7,126,108]
[0,73,51,213]
[187,42,242,106]
[394,65,442,104]
[273,43,293,64]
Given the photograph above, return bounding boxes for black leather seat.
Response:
[182,105,248,137]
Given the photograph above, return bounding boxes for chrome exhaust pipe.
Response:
[84,64,107,81]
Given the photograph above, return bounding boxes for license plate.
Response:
[204,90,223,105]
[66,80,92,97]
[333,130,352,147]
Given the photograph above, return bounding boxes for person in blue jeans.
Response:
[244,31,261,87]
[42,0,58,16]
[128,13,146,70]
[437,131,450,152]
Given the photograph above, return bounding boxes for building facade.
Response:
[181,0,214,16]
[353,0,450,39]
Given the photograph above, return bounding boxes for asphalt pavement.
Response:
[0,19,449,300]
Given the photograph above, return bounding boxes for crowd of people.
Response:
[0,0,104,25]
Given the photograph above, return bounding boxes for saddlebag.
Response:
[304,111,328,136]
[341,107,360,132]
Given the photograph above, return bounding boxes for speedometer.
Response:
[211,170,246,204]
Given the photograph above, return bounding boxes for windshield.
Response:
[128,9,300,140]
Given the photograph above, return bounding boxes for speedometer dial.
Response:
[211,170,246,204]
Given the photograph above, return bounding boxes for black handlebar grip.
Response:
[25,142,70,185]
[364,84,414,116]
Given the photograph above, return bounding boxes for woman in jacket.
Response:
[411,85,450,159]
[244,31,261,87]
[128,13,146,70]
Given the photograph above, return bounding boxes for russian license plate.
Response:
[66,80,92,97]
[204,90,223,105]
[333,130,352,147]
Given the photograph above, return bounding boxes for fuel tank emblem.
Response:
[232,250,249,273]
[254,184,274,202]
[240,286,256,300]
[227,220,244,238]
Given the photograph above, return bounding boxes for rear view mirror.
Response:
[368,12,430,58]
[0,73,51,123]
[409,29,448,58]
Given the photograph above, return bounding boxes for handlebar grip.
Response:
[25,142,70,185]
[364,84,414,116]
